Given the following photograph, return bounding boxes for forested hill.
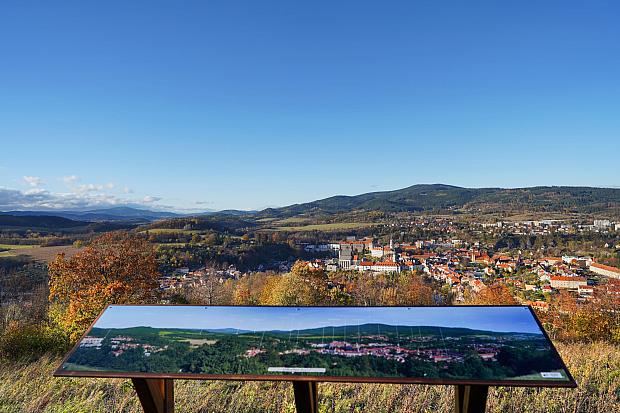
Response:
[260,184,620,216]
[0,214,90,229]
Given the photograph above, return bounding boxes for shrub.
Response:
[0,322,70,361]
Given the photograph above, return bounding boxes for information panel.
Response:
[55,305,575,386]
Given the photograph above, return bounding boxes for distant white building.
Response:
[370,247,385,258]
[550,276,587,290]
[328,243,341,252]
[594,220,611,229]
[358,261,401,273]
[589,263,620,279]
[80,336,104,348]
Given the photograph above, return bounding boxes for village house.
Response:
[550,275,588,290]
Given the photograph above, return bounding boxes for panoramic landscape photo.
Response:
[59,305,572,384]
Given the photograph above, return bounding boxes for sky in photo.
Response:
[93,305,544,335]
[1,1,619,211]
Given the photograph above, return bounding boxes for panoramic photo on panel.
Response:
[59,306,571,383]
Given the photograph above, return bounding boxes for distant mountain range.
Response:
[0,207,180,222]
[2,185,619,226]
[260,184,620,217]
[90,323,540,338]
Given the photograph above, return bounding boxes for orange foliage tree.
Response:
[49,232,160,340]
[544,284,620,343]
[465,283,517,305]
[335,271,433,306]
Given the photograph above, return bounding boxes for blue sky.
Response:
[95,305,542,334]
[1,1,619,211]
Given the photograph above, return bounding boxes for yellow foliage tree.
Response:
[49,232,160,340]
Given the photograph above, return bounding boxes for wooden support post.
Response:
[454,385,488,413]
[292,381,318,413]
[132,378,174,413]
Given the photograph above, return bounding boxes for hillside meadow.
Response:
[0,342,618,413]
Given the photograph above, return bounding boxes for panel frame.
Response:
[54,304,577,388]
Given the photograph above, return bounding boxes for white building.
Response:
[594,220,611,229]
[589,263,620,279]
[358,261,401,273]
[80,336,104,348]
[550,276,587,290]
[370,247,385,258]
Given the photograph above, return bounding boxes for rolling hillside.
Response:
[261,184,620,217]
[0,214,90,229]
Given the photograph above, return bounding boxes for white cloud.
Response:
[143,195,162,203]
[24,188,47,195]
[75,183,105,193]
[0,187,164,211]
[62,175,79,185]
[23,176,44,187]
[62,177,115,194]
[1,175,165,210]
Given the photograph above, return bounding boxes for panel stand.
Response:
[129,379,487,413]
[454,385,488,413]
[132,378,175,413]
[292,381,318,413]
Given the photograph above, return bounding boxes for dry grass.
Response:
[0,342,618,413]
[139,229,202,235]
[16,245,79,262]
[1,246,81,263]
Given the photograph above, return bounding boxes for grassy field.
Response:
[0,245,80,262]
[0,244,39,250]
[139,229,202,234]
[0,342,617,412]
[273,217,312,225]
[274,222,380,232]
[0,244,38,257]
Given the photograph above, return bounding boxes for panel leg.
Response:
[292,381,318,413]
[454,385,488,413]
[132,378,174,413]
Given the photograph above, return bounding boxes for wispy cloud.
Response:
[23,176,44,187]
[62,175,79,185]
[142,195,162,203]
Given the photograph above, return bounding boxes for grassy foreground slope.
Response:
[0,343,618,413]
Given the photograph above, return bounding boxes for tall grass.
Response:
[0,342,618,413]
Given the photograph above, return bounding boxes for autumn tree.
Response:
[465,283,517,305]
[232,273,272,305]
[545,284,620,343]
[256,262,332,306]
[347,273,385,306]
[185,275,233,305]
[396,274,434,306]
[49,232,160,340]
